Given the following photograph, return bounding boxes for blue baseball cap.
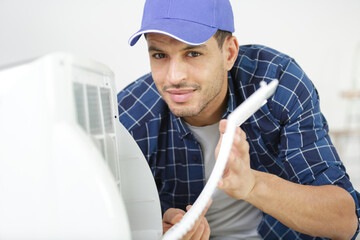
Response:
[128,0,235,46]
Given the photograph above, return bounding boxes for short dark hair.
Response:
[213,30,233,49]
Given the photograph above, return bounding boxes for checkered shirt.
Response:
[117,44,360,239]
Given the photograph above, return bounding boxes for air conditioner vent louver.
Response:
[101,88,115,134]
[73,82,86,131]
[72,70,118,184]
[86,85,102,135]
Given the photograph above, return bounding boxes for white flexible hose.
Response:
[162,79,279,240]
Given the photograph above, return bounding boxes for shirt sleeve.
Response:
[272,57,360,224]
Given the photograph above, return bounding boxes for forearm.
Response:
[246,170,358,239]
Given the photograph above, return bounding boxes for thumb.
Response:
[216,119,228,157]
[219,119,228,134]
[170,213,183,225]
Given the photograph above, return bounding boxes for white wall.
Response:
[1,0,360,130]
[231,0,360,131]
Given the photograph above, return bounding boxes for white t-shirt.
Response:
[186,122,262,239]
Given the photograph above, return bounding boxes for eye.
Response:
[187,51,201,58]
[152,53,166,59]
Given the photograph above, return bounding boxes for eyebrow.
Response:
[148,44,208,53]
[148,46,163,53]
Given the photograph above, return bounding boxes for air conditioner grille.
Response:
[72,67,119,183]
[86,85,102,135]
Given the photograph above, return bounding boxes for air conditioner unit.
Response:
[0,53,162,240]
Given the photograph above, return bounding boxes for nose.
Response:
[166,57,187,86]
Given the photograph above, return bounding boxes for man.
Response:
[118,0,360,239]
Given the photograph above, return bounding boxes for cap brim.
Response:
[128,18,218,46]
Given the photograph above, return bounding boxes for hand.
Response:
[216,119,255,200]
[162,200,212,240]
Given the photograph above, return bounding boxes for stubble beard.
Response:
[164,74,226,118]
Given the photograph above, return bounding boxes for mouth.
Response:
[166,89,196,103]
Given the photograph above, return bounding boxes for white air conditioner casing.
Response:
[0,53,162,240]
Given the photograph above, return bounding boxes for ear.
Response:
[223,36,239,71]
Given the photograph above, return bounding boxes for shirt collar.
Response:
[172,73,238,140]
[172,114,190,139]
[223,72,237,118]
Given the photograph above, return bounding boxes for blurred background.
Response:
[0,0,359,191]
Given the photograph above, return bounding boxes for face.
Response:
[146,33,236,126]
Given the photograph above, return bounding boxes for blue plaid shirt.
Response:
[118,45,360,239]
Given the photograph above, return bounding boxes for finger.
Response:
[231,127,244,154]
[230,128,249,165]
[182,205,201,239]
[233,127,242,146]
[186,204,191,211]
[215,132,223,158]
[218,155,237,190]
[229,148,242,174]
[217,128,241,178]
[163,208,185,234]
[215,120,227,158]
[222,165,230,178]
[220,150,236,180]
[200,217,211,240]
[202,199,213,216]
[223,147,240,175]
[218,179,224,190]
[163,208,185,225]
[218,171,237,191]
[163,213,184,234]
[187,218,205,240]
[183,200,212,239]
[185,201,211,216]
[219,119,227,134]
[172,213,184,224]
[236,128,249,154]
